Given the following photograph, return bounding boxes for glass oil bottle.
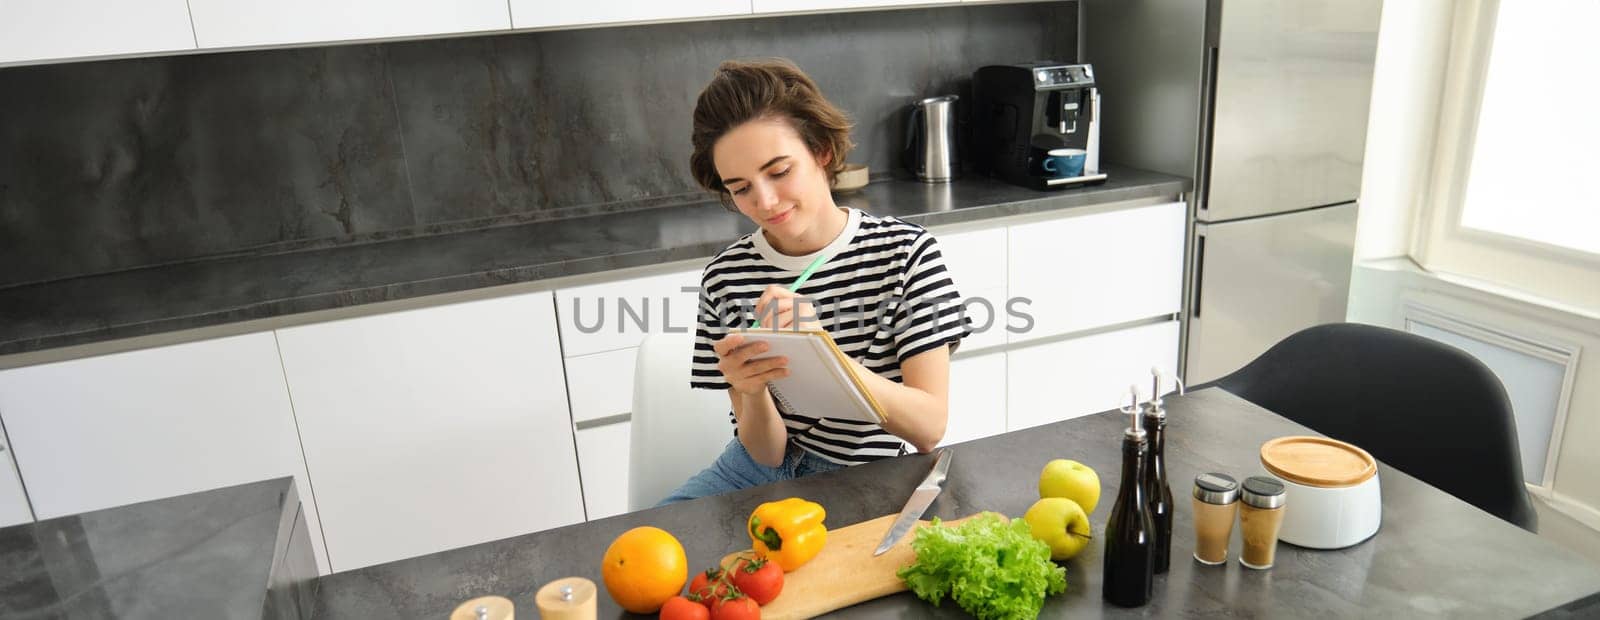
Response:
[1103,386,1155,607]
[1142,369,1176,574]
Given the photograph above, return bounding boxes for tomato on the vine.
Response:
[711,595,761,620]
[729,556,784,606]
[688,568,732,610]
[660,595,709,620]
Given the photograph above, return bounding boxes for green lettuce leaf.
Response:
[895,512,1067,620]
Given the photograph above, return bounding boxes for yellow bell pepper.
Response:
[748,497,827,572]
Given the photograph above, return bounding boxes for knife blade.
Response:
[873,448,952,556]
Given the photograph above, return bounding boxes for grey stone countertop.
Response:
[309,388,1600,619]
[0,165,1186,359]
[0,477,318,620]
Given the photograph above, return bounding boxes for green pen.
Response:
[750,252,830,329]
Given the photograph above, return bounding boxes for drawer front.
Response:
[936,227,1008,294]
[556,269,702,357]
[944,352,1006,446]
[566,348,639,424]
[1006,320,1180,431]
[575,423,631,521]
[1008,202,1185,343]
[956,285,1009,352]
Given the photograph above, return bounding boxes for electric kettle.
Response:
[903,95,960,183]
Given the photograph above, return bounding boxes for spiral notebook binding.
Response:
[768,383,797,415]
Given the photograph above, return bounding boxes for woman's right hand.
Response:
[714,334,790,396]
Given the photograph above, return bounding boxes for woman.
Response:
[663,58,968,503]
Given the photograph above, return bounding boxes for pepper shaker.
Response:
[534,577,597,620]
[1191,473,1239,565]
[1239,476,1287,569]
[450,596,513,620]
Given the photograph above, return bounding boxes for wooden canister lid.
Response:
[449,595,514,620]
[1260,436,1377,488]
[534,577,597,620]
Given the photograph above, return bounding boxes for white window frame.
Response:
[1412,0,1600,313]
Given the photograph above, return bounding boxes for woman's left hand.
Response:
[753,285,823,331]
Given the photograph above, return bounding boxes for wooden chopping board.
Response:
[720,513,983,620]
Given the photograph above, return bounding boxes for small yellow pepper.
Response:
[748,497,827,572]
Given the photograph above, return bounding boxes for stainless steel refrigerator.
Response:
[1083,0,1383,384]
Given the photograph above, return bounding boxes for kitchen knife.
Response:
[872,448,952,556]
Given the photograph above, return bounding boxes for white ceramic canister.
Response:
[1259,436,1381,549]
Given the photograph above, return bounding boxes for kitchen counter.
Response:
[0,477,317,619]
[0,165,1186,361]
[306,388,1600,618]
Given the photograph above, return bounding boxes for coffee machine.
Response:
[971,62,1106,190]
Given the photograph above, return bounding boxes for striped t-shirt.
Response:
[690,207,970,464]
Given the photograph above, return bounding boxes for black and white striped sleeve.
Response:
[690,271,732,391]
[891,232,970,362]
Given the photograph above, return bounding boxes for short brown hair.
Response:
[689,58,855,202]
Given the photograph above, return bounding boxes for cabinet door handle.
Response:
[1196,45,1219,215]
[1191,234,1206,318]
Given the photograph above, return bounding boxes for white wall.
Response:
[1353,0,1455,261]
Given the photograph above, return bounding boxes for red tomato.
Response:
[711,595,761,620]
[729,557,783,606]
[660,596,710,620]
[688,568,732,610]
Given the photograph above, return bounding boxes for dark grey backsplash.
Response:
[0,3,1075,288]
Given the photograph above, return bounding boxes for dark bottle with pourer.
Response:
[1142,370,1175,574]
[1103,386,1155,608]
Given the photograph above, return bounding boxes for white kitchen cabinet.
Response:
[943,352,1006,446]
[556,268,702,357]
[1006,320,1180,431]
[1008,202,1185,343]
[0,332,329,572]
[566,348,639,424]
[753,0,945,14]
[933,227,1007,295]
[187,0,508,48]
[0,432,32,528]
[575,423,631,520]
[0,0,195,66]
[511,0,748,29]
[937,227,1009,351]
[955,285,1009,351]
[276,291,583,572]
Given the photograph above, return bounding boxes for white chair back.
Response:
[628,332,735,510]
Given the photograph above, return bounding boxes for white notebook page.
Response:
[734,329,883,424]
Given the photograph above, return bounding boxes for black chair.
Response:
[1201,322,1538,532]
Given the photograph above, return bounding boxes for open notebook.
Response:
[734,328,887,425]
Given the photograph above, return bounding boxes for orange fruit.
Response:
[600,526,688,613]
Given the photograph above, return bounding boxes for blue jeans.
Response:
[658,438,849,506]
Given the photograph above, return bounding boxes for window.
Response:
[1415,0,1600,311]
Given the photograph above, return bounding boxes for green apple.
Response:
[1023,497,1093,560]
[1038,459,1101,515]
